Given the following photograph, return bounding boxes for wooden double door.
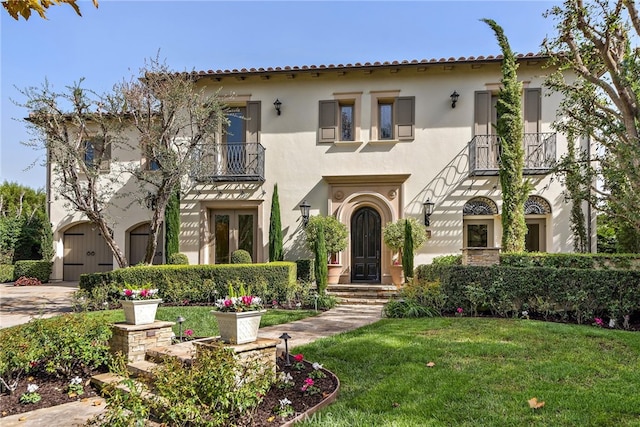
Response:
[351,207,381,282]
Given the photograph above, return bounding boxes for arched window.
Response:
[463,197,498,248]
[463,197,498,216]
[524,195,551,215]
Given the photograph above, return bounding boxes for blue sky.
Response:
[1,0,558,189]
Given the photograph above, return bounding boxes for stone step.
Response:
[328,283,398,305]
[90,372,156,400]
[335,296,391,305]
[127,360,160,379]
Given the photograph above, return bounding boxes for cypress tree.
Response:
[314,223,328,294]
[402,219,414,279]
[482,18,530,252]
[164,188,180,262]
[268,184,284,261]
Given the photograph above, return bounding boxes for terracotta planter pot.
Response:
[211,309,267,344]
[327,264,342,284]
[390,265,405,286]
[120,299,162,325]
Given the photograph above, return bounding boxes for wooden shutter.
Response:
[474,91,492,136]
[524,88,541,134]
[318,100,338,142]
[394,96,415,140]
[246,101,261,143]
[99,140,111,172]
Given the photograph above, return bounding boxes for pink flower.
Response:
[224,299,233,307]
[457,307,463,314]
[241,295,254,305]
[139,289,149,298]
[304,378,314,386]
[184,329,194,337]
[594,317,604,326]
[124,289,134,297]
[293,354,304,362]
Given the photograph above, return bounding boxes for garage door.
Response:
[63,223,113,281]
[129,223,164,265]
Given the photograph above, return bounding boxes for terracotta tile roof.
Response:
[190,53,547,78]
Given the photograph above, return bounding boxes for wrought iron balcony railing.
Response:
[190,142,265,182]
[468,133,556,176]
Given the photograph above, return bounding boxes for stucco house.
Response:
[48,53,593,282]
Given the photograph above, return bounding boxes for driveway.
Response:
[0,282,79,329]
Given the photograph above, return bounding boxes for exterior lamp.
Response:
[450,91,460,108]
[423,199,435,226]
[273,99,282,116]
[279,332,292,366]
[176,316,186,342]
[299,200,310,227]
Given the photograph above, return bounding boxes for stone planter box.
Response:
[120,299,162,325]
[211,309,266,344]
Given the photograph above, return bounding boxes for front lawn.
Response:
[296,317,640,426]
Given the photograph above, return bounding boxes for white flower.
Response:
[296,302,302,308]
[522,310,529,317]
[312,362,323,370]
[70,376,82,385]
[279,397,292,408]
[27,384,39,393]
[279,372,293,384]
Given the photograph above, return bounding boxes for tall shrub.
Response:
[314,223,328,293]
[268,184,283,261]
[164,189,180,262]
[482,19,530,252]
[402,219,414,278]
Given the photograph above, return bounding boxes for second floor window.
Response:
[378,102,393,140]
[340,104,354,141]
[83,138,110,172]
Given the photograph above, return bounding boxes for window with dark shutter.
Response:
[394,96,415,140]
[319,100,338,142]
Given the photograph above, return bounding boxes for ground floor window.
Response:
[463,219,494,247]
[211,209,256,264]
[525,218,546,252]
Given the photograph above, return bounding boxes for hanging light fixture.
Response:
[273,99,282,115]
[450,91,460,108]
[423,199,435,226]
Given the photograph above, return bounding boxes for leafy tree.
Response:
[382,217,428,260]
[402,219,414,279]
[482,19,530,252]
[164,189,180,262]
[3,0,98,21]
[304,215,348,258]
[268,184,283,261]
[21,57,227,267]
[0,182,48,263]
[543,0,640,242]
[314,223,328,294]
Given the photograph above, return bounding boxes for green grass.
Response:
[296,318,640,427]
[85,307,319,338]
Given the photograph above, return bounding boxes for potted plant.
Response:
[211,282,266,344]
[382,217,428,286]
[119,282,162,325]
[304,215,348,284]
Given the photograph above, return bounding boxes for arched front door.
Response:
[351,207,381,282]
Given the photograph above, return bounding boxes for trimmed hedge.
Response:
[295,259,315,283]
[167,253,189,265]
[231,249,252,264]
[415,264,640,324]
[12,260,52,282]
[0,264,13,283]
[79,262,297,305]
[501,252,640,269]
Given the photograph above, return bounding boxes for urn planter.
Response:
[390,265,405,287]
[120,299,162,325]
[327,264,342,284]
[212,309,267,344]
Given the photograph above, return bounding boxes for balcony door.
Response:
[211,210,256,264]
[224,108,246,175]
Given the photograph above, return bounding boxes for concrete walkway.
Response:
[0,283,383,426]
[0,282,79,329]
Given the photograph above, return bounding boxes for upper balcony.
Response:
[468,133,556,176]
[190,143,265,183]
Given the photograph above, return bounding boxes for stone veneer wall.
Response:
[461,247,501,266]
[110,321,175,362]
[194,338,279,381]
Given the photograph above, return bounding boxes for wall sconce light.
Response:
[279,332,291,366]
[423,199,435,226]
[273,99,282,116]
[299,200,310,227]
[450,91,460,108]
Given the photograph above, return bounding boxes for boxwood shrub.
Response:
[415,263,640,324]
[0,264,14,283]
[12,260,52,282]
[295,259,314,283]
[79,262,297,305]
